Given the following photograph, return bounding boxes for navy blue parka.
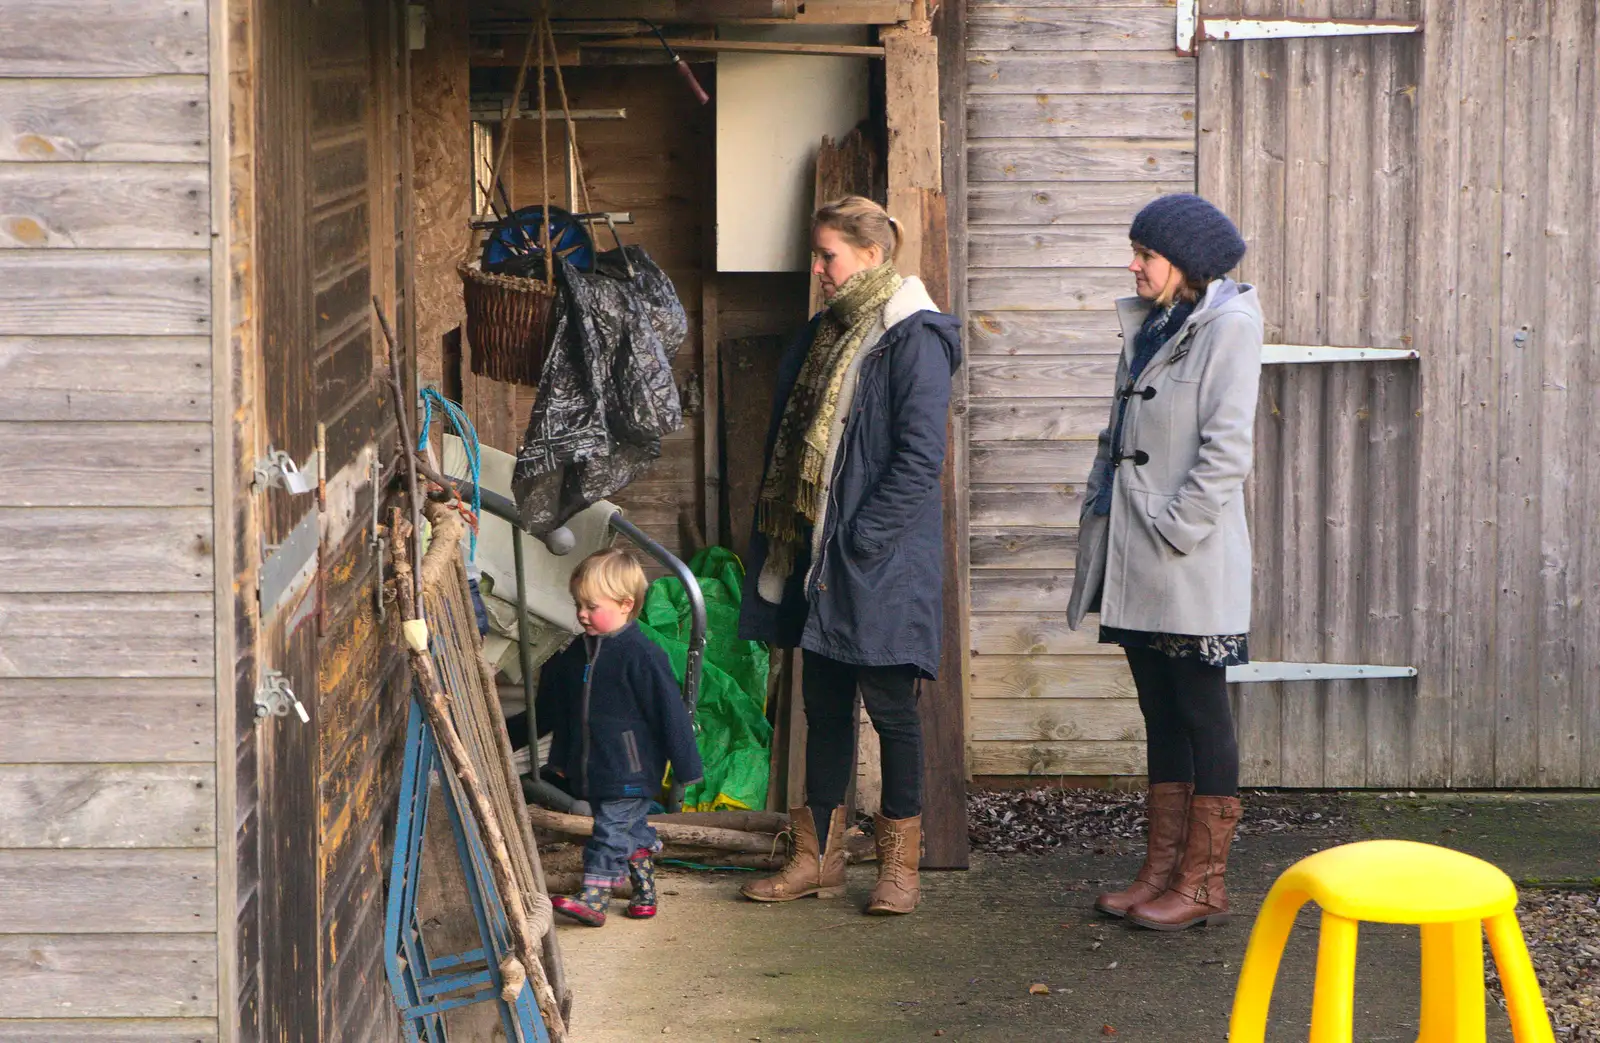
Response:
[737,281,962,679]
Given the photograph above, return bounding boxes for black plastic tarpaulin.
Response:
[511,246,688,535]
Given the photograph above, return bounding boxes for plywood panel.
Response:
[0,850,215,932]
[968,139,1194,182]
[0,507,211,591]
[968,51,1194,94]
[0,679,214,763]
[0,164,208,248]
[0,251,209,336]
[0,592,212,677]
[969,739,1144,776]
[0,422,211,506]
[0,934,217,1018]
[0,764,215,847]
[0,77,208,162]
[0,337,209,421]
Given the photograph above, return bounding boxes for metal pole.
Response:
[512,526,542,774]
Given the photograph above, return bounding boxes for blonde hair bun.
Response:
[814,195,901,263]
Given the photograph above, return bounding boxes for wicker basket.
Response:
[459,261,558,387]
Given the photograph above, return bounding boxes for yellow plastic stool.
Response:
[1228,840,1555,1043]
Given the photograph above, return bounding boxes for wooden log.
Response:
[647,810,790,833]
[526,806,780,855]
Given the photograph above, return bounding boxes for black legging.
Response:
[1125,647,1239,797]
[801,650,923,827]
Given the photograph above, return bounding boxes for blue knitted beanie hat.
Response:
[1128,194,1247,282]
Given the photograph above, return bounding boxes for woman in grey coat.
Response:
[1067,194,1263,932]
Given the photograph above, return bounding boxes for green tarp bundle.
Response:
[638,547,771,812]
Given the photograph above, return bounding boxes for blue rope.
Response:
[416,387,482,562]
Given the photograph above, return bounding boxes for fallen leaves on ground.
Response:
[1487,889,1600,1042]
[1028,983,1050,996]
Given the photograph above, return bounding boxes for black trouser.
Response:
[1125,647,1239,797]
[801,650,923,829]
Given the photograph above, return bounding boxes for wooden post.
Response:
[884,8,969,868]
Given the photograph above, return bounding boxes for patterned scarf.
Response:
[757,261,903,579]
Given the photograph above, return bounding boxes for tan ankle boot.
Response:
[740,806,847,902]
[865,814,921,915]
[1095,782,1193,918]
[1128,794,1241,931]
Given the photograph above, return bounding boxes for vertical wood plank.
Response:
[1448,0,1506,787]
[1491,0,1550,787]
[1583,1,1600,789]
[1407,0,1466,787]
[1540,0,1595,787]
[1319,18,1372,788]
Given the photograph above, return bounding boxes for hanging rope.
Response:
[543,16,593,218]
[417,387,483,562]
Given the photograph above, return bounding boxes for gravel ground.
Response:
[1490,889,1600,1041]
[966,786,1355,856]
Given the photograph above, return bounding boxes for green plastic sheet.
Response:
[638,547,772,812]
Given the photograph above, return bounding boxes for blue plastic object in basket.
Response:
[483,205,595,274]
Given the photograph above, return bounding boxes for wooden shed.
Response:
[1,0,1596,1036]
[955,0,1600,790]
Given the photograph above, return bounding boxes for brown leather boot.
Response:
[865,814,921,915]
[1127,794,1241,931]
[740,806,847,902]
[1094,782,1193,918]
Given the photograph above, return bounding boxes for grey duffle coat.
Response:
[1067,279,1264,636]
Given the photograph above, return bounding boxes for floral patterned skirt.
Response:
[1099,626,1250,668]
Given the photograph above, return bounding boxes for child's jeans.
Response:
[582,798,659,889]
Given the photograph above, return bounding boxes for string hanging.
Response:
[416,387,483,563]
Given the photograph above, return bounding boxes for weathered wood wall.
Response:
[1198,0,1424,788]
[232,0,409,1038]
[0,0,221,1037]
[962,0,1194,777]
[967,0,1600,788]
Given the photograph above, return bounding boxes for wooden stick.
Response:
[391,514,567,1040]
[526,805,785,855]
[648,809,790,833]
[373,297,423,608]
[488,13,541,203]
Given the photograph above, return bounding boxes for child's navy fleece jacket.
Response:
[535,622,703,803]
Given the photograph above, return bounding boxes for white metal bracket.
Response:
[1262,344,1421,365]
[1227,661,1417,684]
[255,669,310,722]
[1178,0,1420,54]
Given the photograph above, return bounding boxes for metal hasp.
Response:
[451,481,709,813]
[1176,0,1420,54]
[1262,344,1422,365]
[1227,662,1418,684]
[255,669,310,722]
[384,699,551,1042]
[253,447,319,495]
[259,508,320,621]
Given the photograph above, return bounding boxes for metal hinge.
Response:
[1177,0,1421,55]
[255,670,310,722]
[1261,344,1420,365]
[253,448,319,495]
[1227,662,1417,684]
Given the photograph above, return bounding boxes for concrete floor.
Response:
[554,794,1599,1042]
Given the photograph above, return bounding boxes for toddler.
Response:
[539,548,702,925]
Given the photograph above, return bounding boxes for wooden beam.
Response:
[583,37,885,57]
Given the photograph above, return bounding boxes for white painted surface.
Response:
[715,27,870,272]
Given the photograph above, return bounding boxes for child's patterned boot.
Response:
[551,885,609,927]
[625,848,658,919]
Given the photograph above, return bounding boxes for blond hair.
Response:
[813,195,902,264]
[569,548,648,618]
